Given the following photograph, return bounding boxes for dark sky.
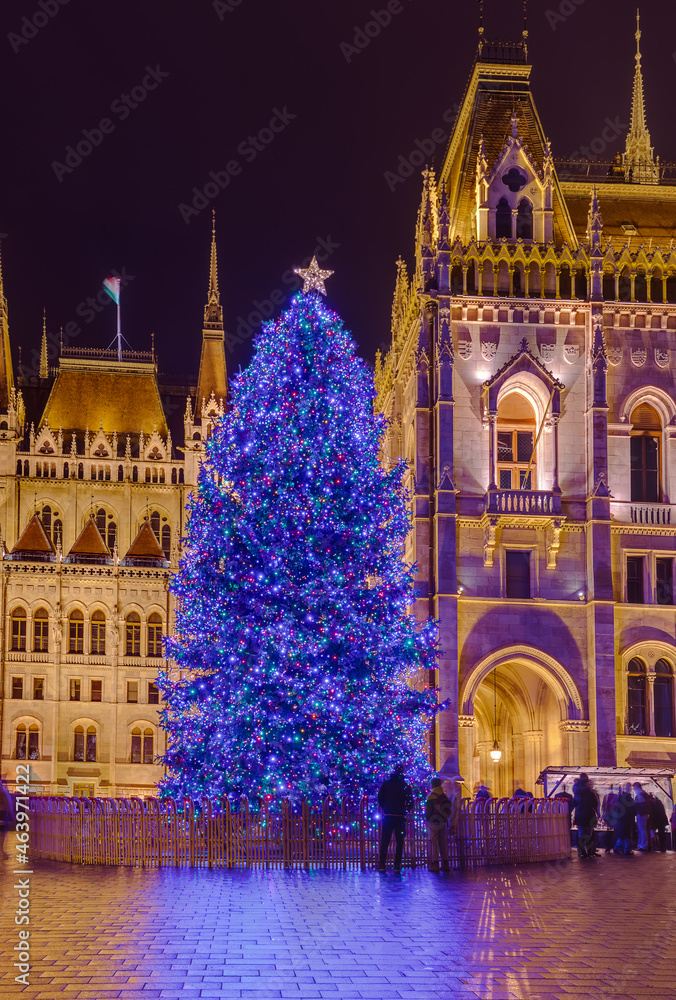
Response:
[1,0,675,383]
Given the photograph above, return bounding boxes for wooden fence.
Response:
[30,796,570,868]
[27,794,571,869]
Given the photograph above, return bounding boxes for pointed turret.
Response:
[10,514,55,562]
[40,310,48,378]
[197,211,228,409]
[623,10,659,185]
[0,241,14,410]
[67,518,111,564]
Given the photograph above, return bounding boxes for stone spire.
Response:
[204,209,223,331]
[623,9,659,185]
[40,309,49,378]
[0,240,14,409]
[197,211,227,409]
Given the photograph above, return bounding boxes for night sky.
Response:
[1,0,675,384]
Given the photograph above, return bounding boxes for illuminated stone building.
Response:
[0,223,226,797]
[376,15,676,794]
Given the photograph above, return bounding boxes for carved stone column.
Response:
[458,715,476,791]
[647,674,656,737]
[523,730,544,792]
[558,719,591,765]
[488,409,498,490]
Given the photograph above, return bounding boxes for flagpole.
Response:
[117,295,122,362]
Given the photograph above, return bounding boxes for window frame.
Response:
[68,610,85,653]
[503,546,536,600]
[11,608,27,652]
[625,553,647,604]
[33,608,49,653]
[90,610,107,655]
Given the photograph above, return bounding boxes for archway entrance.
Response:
[462,659,577,797]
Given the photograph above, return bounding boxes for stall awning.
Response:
[536,765,675,804]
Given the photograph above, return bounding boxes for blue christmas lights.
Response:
[157,291,439,803]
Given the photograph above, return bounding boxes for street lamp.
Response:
[490,667,501,761]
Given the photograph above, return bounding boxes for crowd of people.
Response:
[375,766,676,870]
[564,774,674,858]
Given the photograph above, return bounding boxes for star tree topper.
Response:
[294,256,334,296]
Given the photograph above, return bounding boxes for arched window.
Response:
[603,272,616,300]
[145,468,151,483]
[23,461,29,476]
[147,613,163,657]
[171,468,177,484]
[91,610,106,655]
[150,511,160,537]
[126,613,141,657]
[179,469,184,484]
[630,402,661,502]
[132,466,138,482]
[635,271,647,302]
[495,197,512,239]
[131,727,153,763]
[159,469,165,484]
[78,463,84,480]
[11,608,27,651]
[496,393,536,490]
[16,460,22,476]
[33,608,49,653]
[86,726,97,762]
[69,610,84,653]
[35,464,42,478]
[516,198,533,240]
[627,658,647,735]
[63,461,69,478]
[15,723,39,760]
[618,267,631,301]
[161,525,171,559]
[118,465,124,482]
[73,725,85,761]
[654,659,674,738]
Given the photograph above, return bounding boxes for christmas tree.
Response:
[158,261,438,802]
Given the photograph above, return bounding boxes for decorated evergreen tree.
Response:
[158,260,438,802]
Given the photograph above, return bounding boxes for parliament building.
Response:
[0,225,227,797]
[375,14,676,794]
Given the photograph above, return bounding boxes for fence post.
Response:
[359,796,367,870]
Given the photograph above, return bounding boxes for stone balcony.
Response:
[611,502,675,527]
[486,489,561,517]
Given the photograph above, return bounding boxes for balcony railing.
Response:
[611,502,675,526]
[487,489,561,516]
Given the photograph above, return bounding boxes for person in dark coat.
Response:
[611,783,636,854]
[601,786,617,852]
[573,773,599,858]
[650,794,669,853]
[555,786,574,828]
[376,764,412,872]
[425,778,453,872]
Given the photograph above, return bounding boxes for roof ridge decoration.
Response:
[40,309,48,378]
[483,336,565,392]
[623,9,659,185]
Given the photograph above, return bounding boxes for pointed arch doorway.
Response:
[460,647,588,797]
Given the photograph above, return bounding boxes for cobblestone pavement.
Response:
[2,838,676,1000]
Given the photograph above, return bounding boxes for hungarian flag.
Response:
[103,276,121,305]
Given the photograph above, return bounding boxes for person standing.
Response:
[601,786,617,853]
[573,773,599,858]
[649,793,668,853]
[634,783,651,851]
[425,778,452,872]
[376,764,412,872]
[612,783,636,855]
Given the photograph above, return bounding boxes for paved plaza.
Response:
[1,838,676,1000]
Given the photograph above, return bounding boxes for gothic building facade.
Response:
[375,16,676,794]
[0,223,227,797]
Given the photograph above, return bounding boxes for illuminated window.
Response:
[627,658,647,735]
[630,403,661,503]
[91,610,106,655]
[15,724,39,760]
[627,557,644,604]
[127,680,139,703]
[11,608,27,651]
[655,659,674,738]
[656,558,673,606]
[69,610,84,653]
[131,728,154,764]
[126,614,141,657]
[147,614,163,657]
[33,608,49,653]
[148,682,159,704]
[73,726,96,762]
[91,679,102,702]
[33,678,44,700]
[12,676,23,699]
[497,393,536,490]
[70,679,81,701]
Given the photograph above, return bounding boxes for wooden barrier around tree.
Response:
[26,794,571,869]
